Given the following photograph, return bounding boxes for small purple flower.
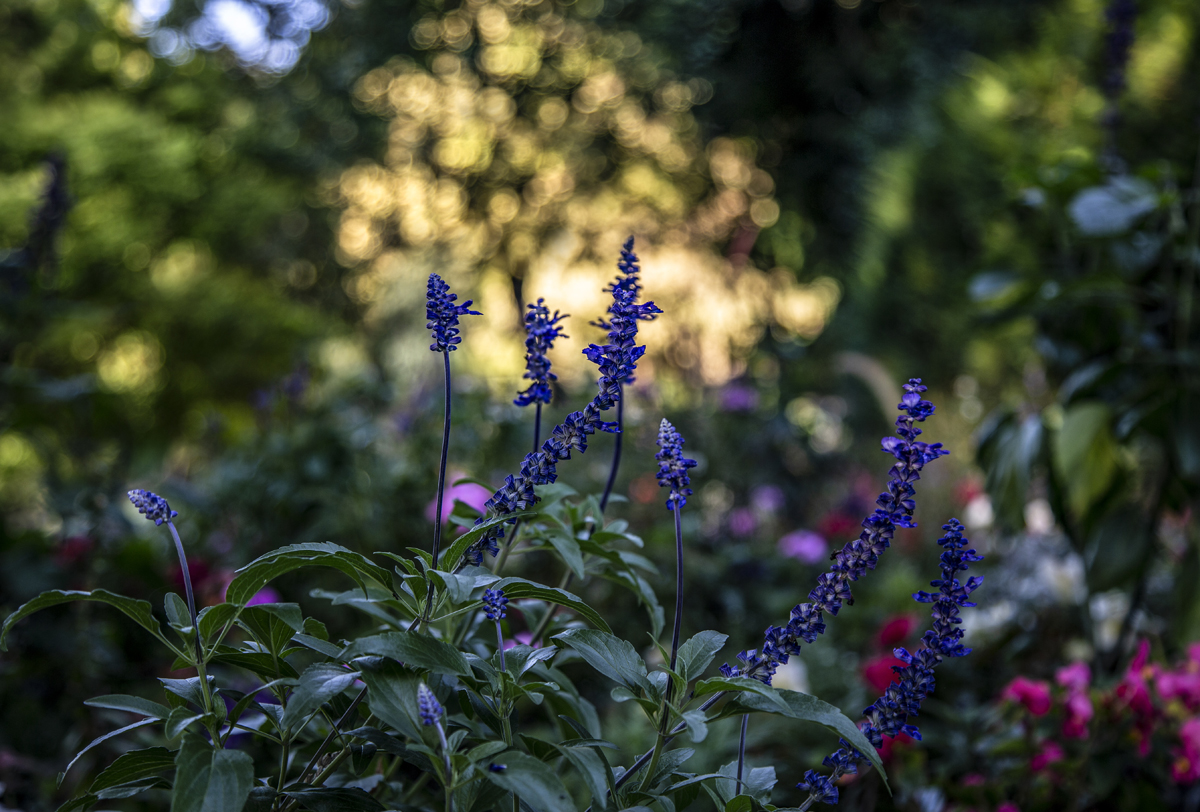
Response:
[127,489,177,526]
[778,530,827,565]
[751,485,785,516]
[655,419,697,510]
[426,273,481,353]
[719,383,760,413]
[483,588,508,621]
[729,508,757,537]
[246,587,282,607]
[515,299,568,407]
[417,683,444,726]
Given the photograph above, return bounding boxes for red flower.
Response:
[862,654,906,694]
[1001,676,1052,716]
[1030,740,1064,772]
[876,614,918,650]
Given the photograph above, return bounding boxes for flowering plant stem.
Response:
[491,403,543,574]
[424,348,453,623]
[599,393,623,511]
[166,520,215,721]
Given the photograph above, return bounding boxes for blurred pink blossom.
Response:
[1030,740,1064,772]
[247,587,282,607]
[1055,661,1091,693]
[729,508,757,538]
[503,631,540,650]
[1172,718,1200,783]
[426,476,492,525]
[778,530,827,565]
[1062,691,1093,739]
[997,803,1021,812]
[1001,677,1052,716]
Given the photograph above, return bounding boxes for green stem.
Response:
[424,348,453,623]
[599,391,623,511]
[735,714,749,787]
[167,521,215,724]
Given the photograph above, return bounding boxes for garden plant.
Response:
[1,240,984,811]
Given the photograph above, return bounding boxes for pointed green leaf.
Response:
[89,746,175,792]
[676,631,728,683]
[227,543,394,606]
[60,719,157,784]
[554,743,610,811]
[280,786,385,811]
[494,577,611,633]
[552,629,649,692]
[481,750,574,812]
[439,512,534,572]
[341,632,470,676]
[281,663,361,732]
[2,589,166,651]
[171,733,254,812]
[84,694,172,721]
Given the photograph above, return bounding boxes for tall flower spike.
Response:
[656,419,697,510]
[418,683,444,726]
[514,299,568,407]
[460,240,662,566]
[720,379,948,685]
[796,519,982,808]
[128,489,178,526]
[426,273,481,353]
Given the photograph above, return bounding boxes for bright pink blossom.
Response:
[1115,639,1156,718]
[778,530,827,565]
[877,614,918,649]
[1171,718,1200,783]
[1055,661,1091,693]
[1030,740,1064,772]
[1062,691,1094,739]
[861,654,906,694]
[997,804,1021,812]
[426,476,491,525]
[1001,676,1052,716]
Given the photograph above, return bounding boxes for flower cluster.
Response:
[797,519,983,806]
[721,379,948,684]
[462,239,658,565]
[1102,0,1137,98]
[426,273,481,352]
[655,419,696,510]
[127,489,178,526]
[514,299,568,407]
[417,683,444,726]
[482,588,508,621]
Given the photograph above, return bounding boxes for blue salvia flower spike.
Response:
[418,682,445,726]
[720,378,947,685]
[795,519,983,809]
[656,419,695,674]
[514,299,568,411]
[425,273,481,592]
[461,238,661,568]
[426,273,481,353]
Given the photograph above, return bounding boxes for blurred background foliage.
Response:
[1,0,1199,808]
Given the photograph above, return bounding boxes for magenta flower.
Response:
[1030,740,1064,772]
[1055,661,1091,693]
[778,530,828,565]
[426,477,492,525]
[1001,676,1052,716]
[247,587,282,607]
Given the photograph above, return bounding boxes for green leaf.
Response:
[682,709,709,743]
[55,795,98,812]
[544,528,587,579]
[427,567,499,604]
[466,741,509,764]
[171,733,254,812]
[504,645,558,678]
[159,676,214,708]
[197,603,242,643]
[84,694,172,721]
[676,631,728,684]
[481,750,574,812]
[729,689,888,794]
[341,632,470,677]
[1,589,167,651]
[90,746,175,792]
[227,543,395,606]
[206,647,299,680]
[552,629,649,692]
[439,513,534,572]
[495,577,612,633]
[693,677,787,712]
[280,787,385,811]
[554,743,611,811]
[355,660,424,741]
[292,634,344,659]
[1053,401,1118,520]
[59,719,157,785]
[281,663,362,732]
[165,593,192,630]
[165,708,206,740]
[238,603,304,656]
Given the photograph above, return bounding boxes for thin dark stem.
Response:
[165,522,199,644]
[495,620,507,673]
[736,714,749,786]
[599,390,623,511]
[669,507,683,673]
[432,349,452,569]
[534,402,543,453]
[297,686,366,784]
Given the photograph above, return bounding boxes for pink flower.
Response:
[778,530,827,565]
[1062,691,1093,739]
[997,803,1021,812]
[729,508,757,538]
[1001,677,1052,716]
[1055,661,1091,693]
[861,654,906,694]
[1171,719,1200,783]
[1157,669,1200,711]
[961,773,985,787]
[1030,740,1064,772]
[247,586,282,607]
[1116,639,1156,718]
[877,614,918,649]
[425,476,492,525]
[503,631,541,650]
